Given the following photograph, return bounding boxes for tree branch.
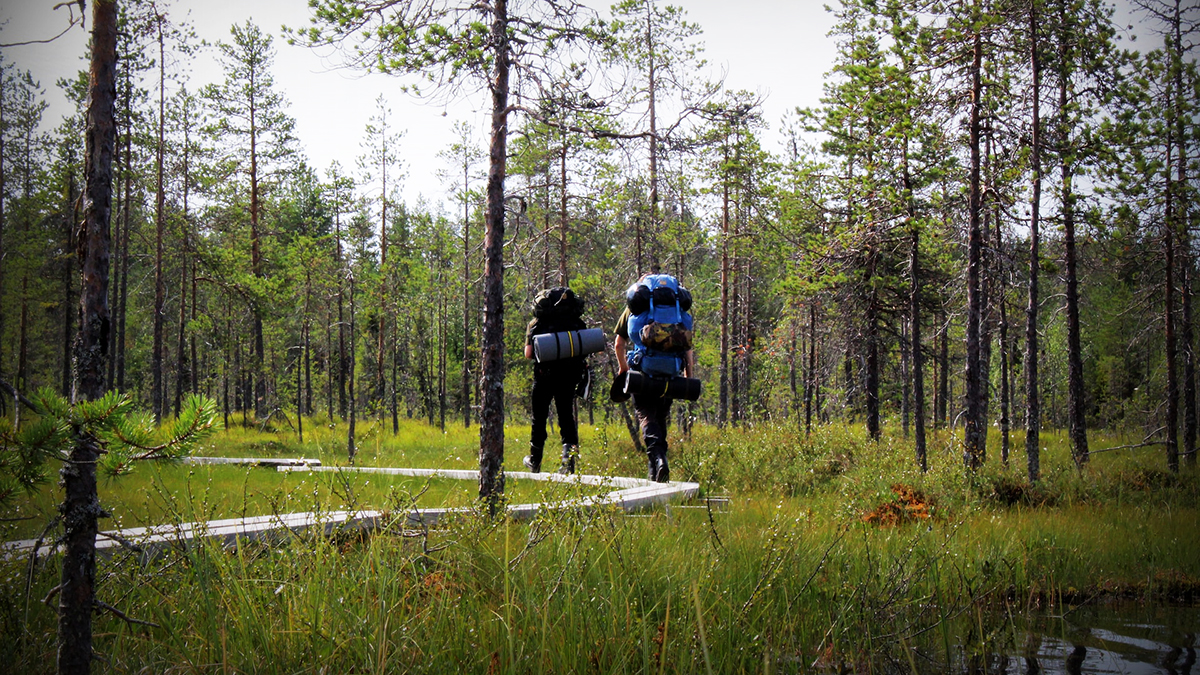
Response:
[95,599,161,629]
[0,377,43,414]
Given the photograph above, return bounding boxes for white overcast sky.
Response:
[0,0,1164,212]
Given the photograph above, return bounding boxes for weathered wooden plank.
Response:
[3,465,698,560]
[184,457,322,467]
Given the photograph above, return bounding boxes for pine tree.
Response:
[202,20,296,421]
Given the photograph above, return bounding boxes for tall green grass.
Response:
[1,417,1196,672]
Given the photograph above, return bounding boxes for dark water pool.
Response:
[901,604,1198,674]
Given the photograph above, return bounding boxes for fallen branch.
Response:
[95,599,160,628]
[0,377,41,414]
[1091,427,1168,455]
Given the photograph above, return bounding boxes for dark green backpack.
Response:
[532,287,585,326]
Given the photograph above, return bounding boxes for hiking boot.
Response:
[557,444,578,475]
[648,451,670,483]
[523,444,543,473]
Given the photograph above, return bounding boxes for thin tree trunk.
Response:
[348,271,357,460]
[963,25,986,470]
[478,0,512,510]
[174,237,188,417]
[865,252,881,442]
[938,307,949,428]
[305,323,312,417]
[152,17,167,423]
[991,136,1010,464]
[392,318,399,434]
[719,131,730,427]
[1173,0,1195,466]
[1026,0,1043,482]
[378,128,389,409]
[297,344,304,444]
[902,318,910,438]
[462,162,472,428]
[1165,134,1180,473]
[805,301,817,436]
[326,303,334,420]
[336,204,347,420]
[61,2,117,671]
[907,148,927,471]
[1059,35,1089,467]
[646,0,660,266]
[0,72,6,409]
[559,128,569,285]
[61,170,78,397]
[439,287,447,431]
[790,309,799,424]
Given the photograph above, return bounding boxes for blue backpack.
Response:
[626,274,694,378]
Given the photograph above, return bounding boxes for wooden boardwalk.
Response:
[3,464,699,560]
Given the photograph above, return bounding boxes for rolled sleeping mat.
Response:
[623,370,702,401]
[533,327,605,363]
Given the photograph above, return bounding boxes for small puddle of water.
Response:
[901,603,1198,674]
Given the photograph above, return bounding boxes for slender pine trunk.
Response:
[60,3,117,670]
[1026,0,1043,482]
[478,0,511,510]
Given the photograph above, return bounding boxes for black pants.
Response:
[632,392,672,457]
[530,368,579,452]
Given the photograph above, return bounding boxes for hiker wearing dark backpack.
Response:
[524,287,590,474]
[613,273,697,483]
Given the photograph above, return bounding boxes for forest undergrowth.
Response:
[1,417,1197,673]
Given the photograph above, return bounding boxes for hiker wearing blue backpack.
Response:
[613,273,697,483]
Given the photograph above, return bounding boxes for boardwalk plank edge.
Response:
[3,466,698,560]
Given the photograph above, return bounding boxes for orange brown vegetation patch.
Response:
[862,484,934,526]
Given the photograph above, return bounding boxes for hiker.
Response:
[613,273,696,483]
[524,287,590,474]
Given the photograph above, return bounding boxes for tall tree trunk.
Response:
[993,152,1010,465]
[963,26,986,470]
[17,278,28,402]
[1025,0,1043,482]
[462,163,472,427]
[938,306,949,428]
[902,318,910,438]
[906,150,927,471]
[376,125,389,410]
[718,131,730,427]
[1172,0,1195,466]
[1165,134,1180,473]
[152,18,167,423]
[646,0,660,267]
[865,248,881,442]
[790,309,799,424]
[305,323,313,417]
[348,271,357,460]
[478,0,512,510]
[559,128,569,285]
[336,205,347,420]
[250,88,265,420]
[805,300,817,436]
[392,318,399,433]
[979,132,996,452]
[0,73,6,409]
[174,239,188,417]
[61,3,117,671]
[1059,36,1089,467]
[325,303,334,420]
[439,287,448,431]
[60,171,79,397]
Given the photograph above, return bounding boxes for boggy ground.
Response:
[1,417,1196,673]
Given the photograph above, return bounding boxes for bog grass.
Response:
[1,414,1197,673]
